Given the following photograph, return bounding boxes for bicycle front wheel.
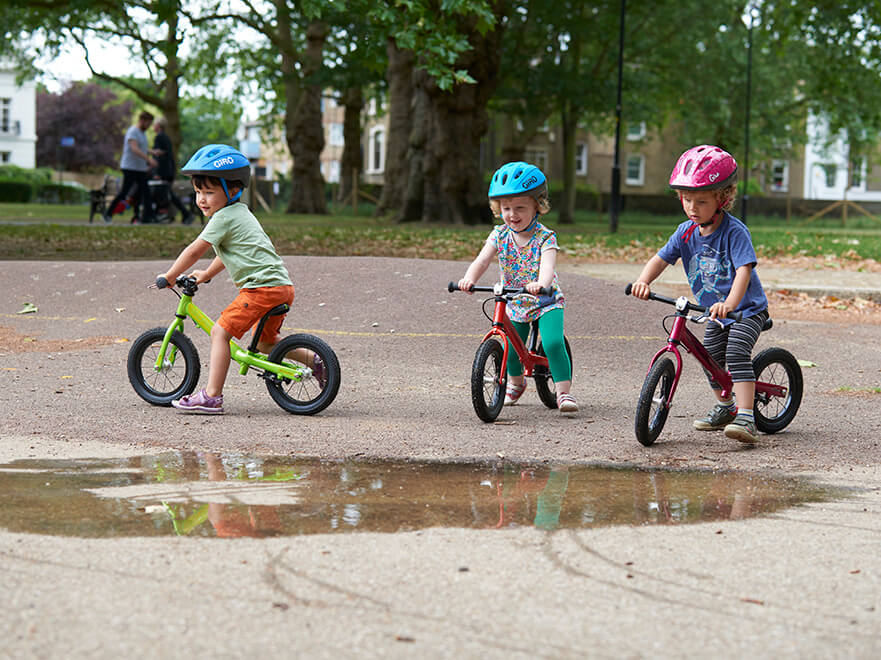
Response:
[635,357,676,446]
[753,347,803,434]
[127,327,200,406]
[266,333,341,415]
[471,339,506,423]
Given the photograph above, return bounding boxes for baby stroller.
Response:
[148,179,174,223]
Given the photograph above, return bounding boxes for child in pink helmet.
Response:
[630,145,769,443]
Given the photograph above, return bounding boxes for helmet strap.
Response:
[511,213,539,234]
[220,179,243,204]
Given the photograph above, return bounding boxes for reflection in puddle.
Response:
[0,452,844,539]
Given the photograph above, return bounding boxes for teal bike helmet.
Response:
[488,161,547,199]
[181,144,251,203]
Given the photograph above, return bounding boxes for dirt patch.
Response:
[0,326,119,355]
[766,290,881,324]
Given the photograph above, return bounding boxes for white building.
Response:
[803,113,881,201]
[0,65,36,168]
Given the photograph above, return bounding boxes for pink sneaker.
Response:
[504,380,527,405]
[172,388,224,414]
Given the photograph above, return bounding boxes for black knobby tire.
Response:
[266,333,341,415]
[752,347,803,434]
[634,357,676,447]
[127,327,200,406]
[471,339,506,423]
[534,336,574,409]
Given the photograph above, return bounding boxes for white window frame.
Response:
[328,122,344,147]
[625,154,645,186]
[368,126,385,174]
[770,160,789,193]
[626,121,646,141]
[575,142,588,176]
[524,149,548,172]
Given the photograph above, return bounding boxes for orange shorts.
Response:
[217,285,295,344]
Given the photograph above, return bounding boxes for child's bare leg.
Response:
[733,381,755,410]
[206,324,232,397]
[554,380,571,395]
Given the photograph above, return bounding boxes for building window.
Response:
[0,98,10,133]
[626,121,646,141]
[524,150,548,172]
[368,127,384,173]
[575,143,588,176]
[850,158,865,188]
[625,154,645,185]
[0,151,10,163]
[770,161,789,193]
[821,164,837,188]
[328,123,344,147]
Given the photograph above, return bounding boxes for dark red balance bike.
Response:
[448,282,572,422]
[625,284,803,446]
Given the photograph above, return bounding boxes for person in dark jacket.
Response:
[151,117,194,224]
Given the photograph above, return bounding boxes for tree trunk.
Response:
[338,86,363,204]
[400,5,506,224]
[497,113,544,165]
[376,39,414,217]
[398,70,429,223]
[558,102,577,224]
[285,20,328,214]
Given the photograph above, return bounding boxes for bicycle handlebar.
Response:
[624,283,742,322]
[448,282,553,297]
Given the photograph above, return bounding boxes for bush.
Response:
[34,182,89,204]
[0,165,54,184]
[0,180,33,202]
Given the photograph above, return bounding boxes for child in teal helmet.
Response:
[158,144,304,415]
[458,162,577,414]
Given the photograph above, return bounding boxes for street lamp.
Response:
[741,5,758,224]
[609,0,626,233]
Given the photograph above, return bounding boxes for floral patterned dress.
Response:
[488,222,565,323]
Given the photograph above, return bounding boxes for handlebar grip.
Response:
[624,283,633,296]
[539,286,553,297]
[448,281,459,293]
[156,276,169,289]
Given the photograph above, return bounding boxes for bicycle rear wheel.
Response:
[753,347,803,434]
[127,327,200,406]
[266,333,341,415]
[635,357,676,446]
[534,336,573,409]
[471,339,506,422]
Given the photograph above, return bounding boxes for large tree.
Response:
[36,82,133,171]
[0,0,193,159]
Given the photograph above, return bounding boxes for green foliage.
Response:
[0,182,34,203]
[178,96,243,163]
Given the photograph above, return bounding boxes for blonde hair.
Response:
[489,193,551,219]
[676,183,737,212]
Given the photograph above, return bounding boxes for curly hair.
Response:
[489,193,551,219]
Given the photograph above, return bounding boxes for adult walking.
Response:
[151,117,194,224]
[104,111,158,224]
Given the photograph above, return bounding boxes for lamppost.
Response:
[609,0,626,233]
[741,5,758,224]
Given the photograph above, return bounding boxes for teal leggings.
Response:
[506,308,571,382]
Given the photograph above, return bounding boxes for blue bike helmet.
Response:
[181,144,251,203]
[488,161,547,199]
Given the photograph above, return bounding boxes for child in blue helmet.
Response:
[158,144,300,414]
[458,162,577,414]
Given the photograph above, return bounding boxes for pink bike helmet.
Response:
[669,145,738,191]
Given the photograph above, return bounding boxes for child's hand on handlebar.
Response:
[457,277,476,294]
[708,301,733,320]
[630,281,651,300]
[188,269,211,285]
[524,281,545,295]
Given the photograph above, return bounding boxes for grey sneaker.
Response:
[724,416,758,443]
[693,403,737,431]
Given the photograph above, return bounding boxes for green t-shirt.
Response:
[198,203,292,289]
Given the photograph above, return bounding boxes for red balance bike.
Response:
[448,282,572,422]
[625,283,803,446]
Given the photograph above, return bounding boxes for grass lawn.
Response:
[2,201,881,263]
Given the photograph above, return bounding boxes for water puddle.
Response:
[0,452,845,538]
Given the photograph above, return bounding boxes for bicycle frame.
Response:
[647,297,789,406]
[481,284,548,382]
[155,290,302,382]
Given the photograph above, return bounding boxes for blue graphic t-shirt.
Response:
[656,212,767,325]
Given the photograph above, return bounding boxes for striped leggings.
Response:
[702,310,769,388]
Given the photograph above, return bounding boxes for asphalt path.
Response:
[1,256,880,658]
